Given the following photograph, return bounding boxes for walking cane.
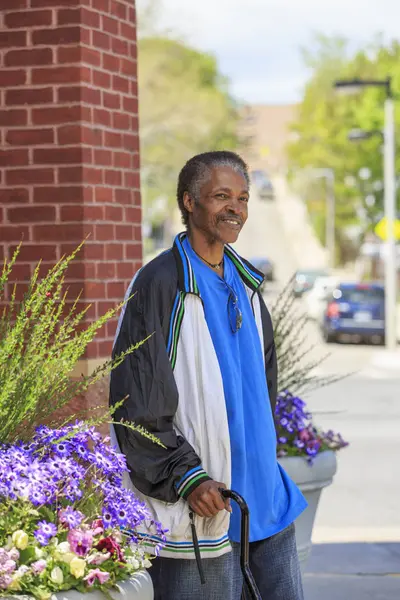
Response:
[220,489,262,600]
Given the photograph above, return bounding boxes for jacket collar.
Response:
[172,232,264,295]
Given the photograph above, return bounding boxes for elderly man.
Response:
[110,151,307,599]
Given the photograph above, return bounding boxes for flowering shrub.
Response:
[275,391,348,462]
[0,421,166,599]
[0,242,145,445]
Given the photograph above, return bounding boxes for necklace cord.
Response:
[192,247,224,270]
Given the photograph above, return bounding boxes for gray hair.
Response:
[177,151,249,226]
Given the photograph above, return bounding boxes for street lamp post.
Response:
[334,77,397,351]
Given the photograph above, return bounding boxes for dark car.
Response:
[322,282,385,344]
[251,257,274,285]
[250,170,275,201]
[292,269,329,298]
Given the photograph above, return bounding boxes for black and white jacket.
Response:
[110,233,277,559]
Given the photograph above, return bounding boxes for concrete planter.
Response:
[4,570,153,600]
[279,450,337,571]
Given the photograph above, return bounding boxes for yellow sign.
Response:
[374,216,400,241]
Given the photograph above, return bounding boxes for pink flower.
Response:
[0,574,12,589]
[87,552,111,566]
[67,529,93,557]
[298,429,311,442]
[84,569,110,586]
[31,559,47,575]
[8,549,19,562]
[2,560,16,574]
[91,519,104,536]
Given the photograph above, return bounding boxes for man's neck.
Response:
[187,229,225,267]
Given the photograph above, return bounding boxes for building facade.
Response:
[1,0,141,365]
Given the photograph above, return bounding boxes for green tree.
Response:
[287,35,400,263]
[138,36,239,234]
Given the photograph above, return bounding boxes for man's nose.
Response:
[227,196,242,213]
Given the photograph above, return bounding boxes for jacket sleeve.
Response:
[109,278,211,504]
[258,292,278,412]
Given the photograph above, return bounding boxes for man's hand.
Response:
[187,481,231,518]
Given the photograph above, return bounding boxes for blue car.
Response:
[322,282,385,344]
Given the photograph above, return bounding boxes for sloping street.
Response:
[235,183,400,600]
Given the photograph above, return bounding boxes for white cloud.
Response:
[138,0,400,103]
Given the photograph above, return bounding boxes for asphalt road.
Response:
[235,188,400,599]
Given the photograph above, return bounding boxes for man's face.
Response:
[184,166,249,245]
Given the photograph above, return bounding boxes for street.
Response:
[234,186,400,599]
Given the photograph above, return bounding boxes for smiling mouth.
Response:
[220,218,242,227]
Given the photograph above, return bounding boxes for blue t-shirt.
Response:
[183,238,307,542]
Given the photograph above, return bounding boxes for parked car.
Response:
[292,269,329,298]
[305,276,339,324]
[250,170,275,200]
[322,282,385,344]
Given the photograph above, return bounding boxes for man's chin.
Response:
[218,222,242,244]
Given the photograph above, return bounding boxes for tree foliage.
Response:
[287,34,400,263]
[137,35,239,226]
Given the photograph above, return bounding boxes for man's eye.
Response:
[240,196,249,203]
[216,193,228,199]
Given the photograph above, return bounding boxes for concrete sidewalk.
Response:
[304,542,400,599]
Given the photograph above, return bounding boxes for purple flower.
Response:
[59,507,83,530]
[116,506,128,526]
[294,439,305,449]
[35,521,57,544]
[306,440,321,456]
[278,437,287,444]
[67,529,93,557]
[29,488,47,506]
[102,510,113,528]
[34,533,49,546]
[75,444,89,460]
[53,441,71,457]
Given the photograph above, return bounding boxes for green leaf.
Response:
[19,546,37,564]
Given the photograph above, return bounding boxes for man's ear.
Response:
[183,191,195,215]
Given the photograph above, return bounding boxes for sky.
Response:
[138,0,400,105]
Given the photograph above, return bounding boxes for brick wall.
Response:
[0,0,141,359]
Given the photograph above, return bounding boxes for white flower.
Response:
[58,552,75,565]
[56,541,70,554]
[15,565,29,578]
[50,566,64,585]
[129,558,140,570]
[35,547,44,559]
[11,531,28,550]
[143,558,152,569]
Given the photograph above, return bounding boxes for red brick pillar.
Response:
[0,0,141,362]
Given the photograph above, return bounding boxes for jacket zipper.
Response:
[189,511,206,585]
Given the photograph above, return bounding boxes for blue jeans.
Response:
[150,523,304,600]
